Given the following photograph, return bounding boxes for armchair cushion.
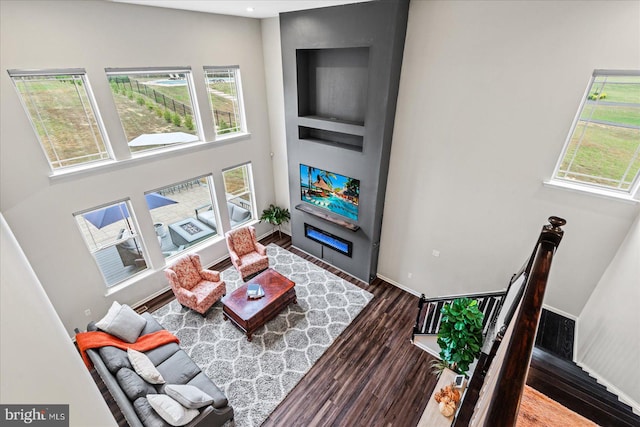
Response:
[225,226,269,280]
[164,254,226,315]
[228,227,255,256]
[169,256,202,291]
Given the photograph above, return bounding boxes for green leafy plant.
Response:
[172,112,182,127]
[259,204,290,238]
[184,114,194,131]
[437,298,484,375]
[163,109,172,123]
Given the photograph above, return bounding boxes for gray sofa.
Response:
[85,313,233,427]
[195,203,251,232]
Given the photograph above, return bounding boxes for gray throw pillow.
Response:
[165,384,214,409]
[96,302,146,343]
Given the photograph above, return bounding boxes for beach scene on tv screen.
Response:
[300,164,359,221]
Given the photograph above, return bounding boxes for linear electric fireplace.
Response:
[304,223,352,257]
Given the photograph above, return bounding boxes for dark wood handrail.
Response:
[453,216,565,426]
[420,290,508,305]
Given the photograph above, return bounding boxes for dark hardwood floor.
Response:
[102,233,638,426]
[136,233,438,426]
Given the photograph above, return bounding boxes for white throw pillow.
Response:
[165,384,214,409]
[95,302,146,343]
[127,348,165,384]
[147,394,199,426]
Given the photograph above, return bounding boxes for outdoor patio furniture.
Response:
[195,202,251,231]
[168,218,215,246]
[164,254,226,315]
[225,225,269,281]
[115,229,145,268]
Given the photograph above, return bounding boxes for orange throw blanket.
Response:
[76,330,179,369]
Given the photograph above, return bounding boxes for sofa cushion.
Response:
[145,342,181,367]
[99,347,131,374]
[117,368,157,401]
[156,351,201,385]
[165,384,213,409]
[229,204,250,224]
[128,349,165,384]
[96,302,147,343]
[133,397,169,427]
[147,394,199,426]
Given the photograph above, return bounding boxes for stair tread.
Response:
[529,348,639,422]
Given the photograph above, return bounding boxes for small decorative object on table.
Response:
[434,382,462,418]
[247,284,264,299]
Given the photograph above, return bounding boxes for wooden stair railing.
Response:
[452,216,566,426]
[412,291,506,340]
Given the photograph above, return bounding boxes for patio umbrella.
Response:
[82,192,178,229]
[128,132,198,147]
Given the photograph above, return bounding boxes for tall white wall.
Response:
[379,0,640,317]
[0,0,275,333]
[261,16,291,234]
[0,214,115,425]
[577,212,640,412]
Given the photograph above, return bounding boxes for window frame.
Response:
[74,199,149,288]
[145,174,222,259]
[105,66,204,155]
[550,69,640,199]
[204,66,248,138]
[222,162,257,229]
[8,68,114,173]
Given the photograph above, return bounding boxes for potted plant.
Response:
[260,204,290,238]
[436,297,484,375]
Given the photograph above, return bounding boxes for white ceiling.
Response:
[110,0,372,19]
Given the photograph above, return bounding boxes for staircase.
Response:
[412,295,640,427]
[528,347,640,427]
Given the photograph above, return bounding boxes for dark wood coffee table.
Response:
[222,268,296,341]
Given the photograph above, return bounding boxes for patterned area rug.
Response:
[152,244,373,427]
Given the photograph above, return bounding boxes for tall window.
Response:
[9,69,111,171]
[204,66,246,136]
[222,163,255,228]
[553,70,640,194]
[147,176,219,258]
[74,200,147,287]
[106,68,201,153]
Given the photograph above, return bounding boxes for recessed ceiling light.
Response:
[246,7,254,12]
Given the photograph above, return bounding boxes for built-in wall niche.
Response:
[298,125,363,152]
[296,47,369,123]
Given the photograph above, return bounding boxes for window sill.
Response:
[49,132,252,182]
[543,179,639,204]
[104,268,156,297]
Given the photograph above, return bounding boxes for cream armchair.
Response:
[164,254,226,315]
[225,225,269,281]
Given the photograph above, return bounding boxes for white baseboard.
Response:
[576,361,640,416]
[376,273,421,297]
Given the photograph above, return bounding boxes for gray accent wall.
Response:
[280,0,409,282]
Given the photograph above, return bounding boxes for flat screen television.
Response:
[300,164,360,221]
